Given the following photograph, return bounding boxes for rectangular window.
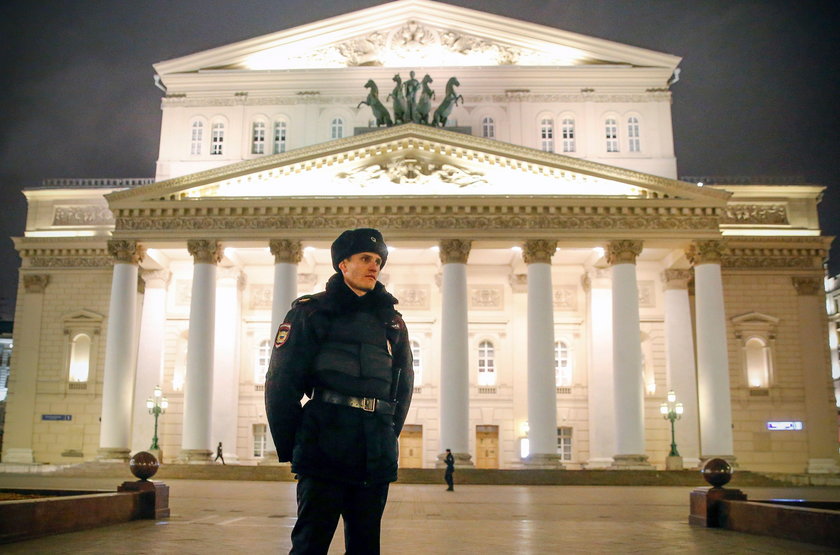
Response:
[252,122,265,155]
[190,122,203,155]
[605,119,619,152]
[211,123,224,155]
[561,119,575,153]
[273,121,287,154]
[540,119,554,153]
[253,424,267,457]
[557,427,572,461]
[628,117,641,152]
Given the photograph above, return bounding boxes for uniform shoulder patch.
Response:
[274,323,292,348]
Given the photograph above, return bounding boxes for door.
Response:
[475,425,499,469]
[399,425,423,468]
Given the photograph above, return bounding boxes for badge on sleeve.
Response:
[274,323,292,348]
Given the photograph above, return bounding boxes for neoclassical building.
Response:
[4,0,838,473]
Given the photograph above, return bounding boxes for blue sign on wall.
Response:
[41,414,72,421]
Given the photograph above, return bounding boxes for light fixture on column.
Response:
[146,385,169,451]
[660,390,684,458]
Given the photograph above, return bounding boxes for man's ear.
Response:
[338,259,347,273]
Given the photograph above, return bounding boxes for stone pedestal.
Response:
[666,455,684,470]
[689,486,747,527]
[118,480,170,519]
[96,447,131,462]
[523,453,565,469]
[610,454,653,470]
[179,449,213,464]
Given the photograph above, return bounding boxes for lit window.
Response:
[211,122,225,155]
[628,116,641,152]
[254,339,271,385]
[745,337,771,388]
[411,340,422,385]
[273,121,287,153]
[605,118,619,152]
[251,121,266,154]
[555,341,572,387]
[557,427,573,462]
[253,424,267,458]
[561,118,575,153]
[190,121,203,155]
[478,340,496,386]
[69,333,91,383]
[331,117,344,139]
[540,118,554,152]
[482,117,495,139]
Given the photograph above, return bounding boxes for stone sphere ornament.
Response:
[129,451,160,481]
[701,457,732,488]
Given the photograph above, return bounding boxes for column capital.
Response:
[792,276,822,296]
[218,266,247,291]
[439,239,471,264]
[606,240,643,265]
[686,240,728,266]
[140,269,171,289]
[522,240,557,264]
[661,269,692,290]
[187,240,222,265]
[107,240,145,265]
[23,274,50,293]
[269,239,303,264]
[509,273,528,293]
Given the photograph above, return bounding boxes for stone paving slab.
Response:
[0,476,837,553]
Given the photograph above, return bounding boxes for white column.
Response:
[181,240,221,463]
[662,269,700,468]
[523,240,563,468]
[438,239,473,467]
[607,240,651,469]
[98,240,144,461]
[792,277,840,473]
[688,241,734,461]
[583,268,616,468]
[131,270,170,457]
[212,267,243,463]
[2,275,49,463]
[263,240,302,463]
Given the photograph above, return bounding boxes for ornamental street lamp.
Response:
[146,385,168,451]
[660,390,684,457]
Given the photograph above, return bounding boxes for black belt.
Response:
[314,389,396,415]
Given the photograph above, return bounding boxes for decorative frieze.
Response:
[553,285,577,311]
[248,284,273,310]
[792,277,822,296]
[140,269,171,289]
[27,255,112,268]
[606,240,643,265]
[394,285,430,310]
[269,239,303,264]
[107,240,145,264]
[23,274,50,293]
[661,269,692,290]
[522,240,557,264]
[637,280,655,308]
[721,203,788,225]
[469,285,503,310]
[53,205,115,226]
[686,240,728,266]
[187,240,222,265]
[439,239,471,264]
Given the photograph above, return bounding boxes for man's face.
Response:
[339,251,382,296]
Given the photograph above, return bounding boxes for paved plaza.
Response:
[0,475,838,553]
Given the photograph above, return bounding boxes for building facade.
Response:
[3,0,838,472]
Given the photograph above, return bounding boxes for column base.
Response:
[683,457,702,470]
[523,453,566,469]
[97,447,131,462]
[3,448,35,464]
[435,451,474,468]
[179,449,213,464]
[665,455,684,470]
[807,458,840,474]
[610,454,653,470]
[258,451,283,466]
[584,457,614,469]
[700,454,737,468]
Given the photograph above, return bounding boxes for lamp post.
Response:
[660,390,684,458]
[146,385,168,451]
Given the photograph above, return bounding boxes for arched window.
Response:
[254,339,271,385]
[69,333,91,383]
[555,340,572,387]
[251,121,266,154]
[561,118,575,153]
[411,340,422,385]
[273,121,287,153]
[605,118,619,152]
[478,340,496,386]
[190,121,204,155]
[211,122,225,155]
[481,117,495,139]
[540,118,554,152]
[628,116,641,152]
[331,117,344,139]
[745,337,771,388]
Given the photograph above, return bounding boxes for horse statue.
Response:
[387,74,407,124]
[357,79,393,127]
[432,77,464,128]
[415,74,435,125]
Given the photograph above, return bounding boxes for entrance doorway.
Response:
[475,425,499,469]
[399,424,423,468]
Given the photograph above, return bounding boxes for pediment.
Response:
[107,124,729,207]
[154,0,680,77]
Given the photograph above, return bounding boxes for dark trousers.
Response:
[445,469,454,489]
[290,475,389,555]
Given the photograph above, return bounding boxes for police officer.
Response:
[265,228,413,555]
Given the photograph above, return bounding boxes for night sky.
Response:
[1,0,838,319]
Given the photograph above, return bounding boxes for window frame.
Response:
[539,117,555,153]
[605,117,619,153]
[477,339,496,386]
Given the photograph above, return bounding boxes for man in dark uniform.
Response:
[265,228,413,555]
[444,448,455,491]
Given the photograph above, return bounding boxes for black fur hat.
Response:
[331,228,388,272]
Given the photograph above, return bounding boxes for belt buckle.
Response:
[361,397,376,412]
